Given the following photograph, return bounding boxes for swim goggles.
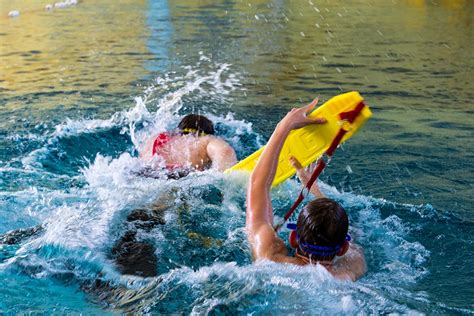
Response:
[287,223,351,257]
[181,128,208,136]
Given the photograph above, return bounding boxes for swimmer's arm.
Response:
[206,137,237,171]
[247,99,325,261]
[289,156,325,199]
[247,124,290,228]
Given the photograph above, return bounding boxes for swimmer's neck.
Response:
[295,251,333,267]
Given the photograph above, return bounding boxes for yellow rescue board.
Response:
[225,91,372,186]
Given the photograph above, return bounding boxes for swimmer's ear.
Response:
[289,230,298,248]
[336,240,350,257]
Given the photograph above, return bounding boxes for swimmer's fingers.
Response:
[303,97,319,114]
[289,156,310,184]
[290,157,319,178]
[306,161,318,173]
[289,156,303,171]
[290,157,325,198]
[304,98,326,124]
[282,98,326,130]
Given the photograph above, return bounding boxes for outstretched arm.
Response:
[206,137,237,171]
[289,156,325,199]
[246,99,326,261]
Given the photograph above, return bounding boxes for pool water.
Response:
[1,0,473,314]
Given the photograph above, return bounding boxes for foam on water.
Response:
[3,165,436,313]
[129,59,243,150]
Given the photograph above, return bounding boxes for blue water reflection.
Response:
[0,0,472,314]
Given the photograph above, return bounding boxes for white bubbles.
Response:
[54,2,67,8]
[53,116,122,138]
[50,1,78,10]
[129,59,242,150]
[269,275,300,289]
[8,10,20,18]
[7,1,78,20]
[341,295,355,312]
[54,1,77,9]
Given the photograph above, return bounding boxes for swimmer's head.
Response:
[289,198,349,262]
[178,114,215,136]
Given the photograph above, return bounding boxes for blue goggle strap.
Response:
[286,223,351,256]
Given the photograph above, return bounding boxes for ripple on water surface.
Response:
[1,1,474,309]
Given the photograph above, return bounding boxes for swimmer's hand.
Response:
[279,98,326,131]
[289,156,325,199]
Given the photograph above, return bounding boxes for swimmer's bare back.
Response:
[140,133,236,171]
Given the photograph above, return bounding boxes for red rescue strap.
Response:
[274,101,366,232]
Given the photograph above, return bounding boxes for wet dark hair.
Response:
[178,114,215,135]
[296,198,348,261]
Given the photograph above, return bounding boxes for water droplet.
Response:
[346,165,353,174]
[8,10,20,17]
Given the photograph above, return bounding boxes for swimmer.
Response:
[246,99,367,281]
[140,114,237,173]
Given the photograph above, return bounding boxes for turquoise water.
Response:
[1,0,473,314]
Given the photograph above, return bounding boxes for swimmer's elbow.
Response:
[248,172,269,195]
[217,147,237,170]
[207,140,237,171]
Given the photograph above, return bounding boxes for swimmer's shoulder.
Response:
[332,244,367,281]
[203,134,234,148]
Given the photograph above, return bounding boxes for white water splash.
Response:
[17,59,244,170]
